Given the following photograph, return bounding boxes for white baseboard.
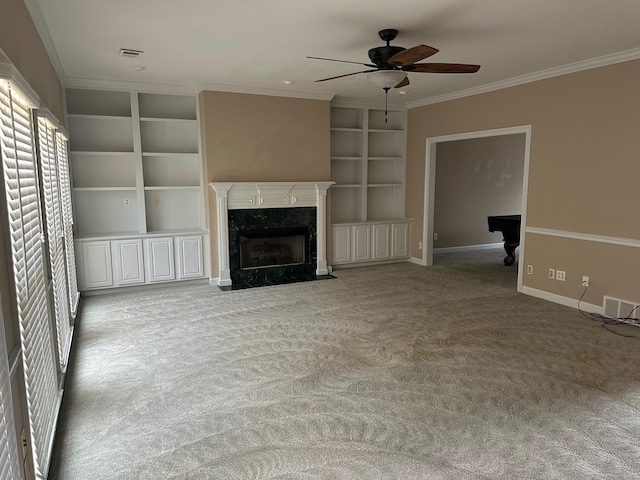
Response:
[521,286,602,315]
[408,256,425,266]
[433,242,504,254]
[209,277,219,286]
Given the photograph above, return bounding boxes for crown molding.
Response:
[64,77,198,95]
[23,0,66,81]
[196,82,334,101]
[407,47,640,109]
[0,58,41,106]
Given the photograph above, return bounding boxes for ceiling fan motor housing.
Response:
[368,46,406,69]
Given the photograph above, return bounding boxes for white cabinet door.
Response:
[352,225,372,262]
[392,222,409,258]
[81,241,113,289]
[145,237,175,282]
[372,223,390,260]
[332,226,351,264]
[112,239,144,286]
[175,235,203,279]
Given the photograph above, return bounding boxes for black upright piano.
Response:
[487,214,521,266]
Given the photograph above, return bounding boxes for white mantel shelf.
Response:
[209,182,334,286]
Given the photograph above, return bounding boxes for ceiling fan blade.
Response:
[405,63,481,73]
[307,56,377,68]
[394,76,410,88]
[314,69,379,82]
[388,45,439,67]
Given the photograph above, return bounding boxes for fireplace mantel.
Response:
[209,182,334,286]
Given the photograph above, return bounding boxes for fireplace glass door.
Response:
[239,227,308,270]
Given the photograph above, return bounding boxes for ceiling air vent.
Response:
[119,48,143,58]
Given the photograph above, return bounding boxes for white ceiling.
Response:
[30,0,640,105]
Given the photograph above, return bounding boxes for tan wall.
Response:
[0,0,65,121]
[407,59,640,305]
[434,134,525,249]
[199,91,331,276]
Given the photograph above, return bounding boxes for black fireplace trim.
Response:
[228,207,317,289]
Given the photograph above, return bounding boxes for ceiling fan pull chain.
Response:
[383,87,390,123]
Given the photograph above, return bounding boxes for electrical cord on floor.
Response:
[577,285,635,338]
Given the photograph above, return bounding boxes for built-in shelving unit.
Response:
[66,88,208,290]
[330,105,410,266]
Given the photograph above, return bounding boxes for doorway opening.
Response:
[421,126,532,293]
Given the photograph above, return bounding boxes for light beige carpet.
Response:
[49,249,640,479]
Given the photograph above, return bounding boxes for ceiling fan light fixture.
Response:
[367,70,407,89]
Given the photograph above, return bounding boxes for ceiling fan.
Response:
[308,29,480,119]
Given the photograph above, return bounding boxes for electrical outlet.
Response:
[556,270,566,281]
[418,241,422,250]
[527,265,533,275]
[123,197,130,206]
[582,276,589,287]
[548,268,555,279]
[433,233,438,240]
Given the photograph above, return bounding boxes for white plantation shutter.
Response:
[37,117,71,368]
[0,303,21,480]
[55,133,79,315]
[0,80,60,479]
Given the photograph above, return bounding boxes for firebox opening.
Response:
[239,227,309,270]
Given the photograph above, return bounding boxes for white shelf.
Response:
[67,89,205,237]
[138,93,197,120]
[144,186,201,191]
[68,116,134,152]
[140,117,198,124]
[73,190,140,236]
[142,154,200,187]
[70,150,133,156]
[140,120,198,154]
[330,127,363,132]
[330,105,406,228]
[66,89,131,116]
[145,189,202,232]
[330,107,363,129]
[73,187,137,192]
[71,152,137,188]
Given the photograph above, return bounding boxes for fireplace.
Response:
[228,207,316,289]
[209,182,333,289]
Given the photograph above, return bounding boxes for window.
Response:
[37,115,72,368]
[0,78,60,479]
[55,132,79,316]
[0,304,21,480]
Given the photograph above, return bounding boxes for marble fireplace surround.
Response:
[209,182,334,287]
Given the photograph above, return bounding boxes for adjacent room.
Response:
[1,1,639,479]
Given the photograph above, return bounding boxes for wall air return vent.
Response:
[119,48,144,58]
[603,295,640,326]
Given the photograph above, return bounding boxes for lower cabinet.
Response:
[81,240,113,289]
[332,220,410,266]
[112,239,145,286]
[176,235,204,279]
[145,237,175,283]
[76,233,207,291]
